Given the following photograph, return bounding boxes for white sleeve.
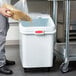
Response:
[0,0,11,7]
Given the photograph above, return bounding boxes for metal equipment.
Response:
[52,0,76,73]
[49,0,76,73]
[60,0,71,73]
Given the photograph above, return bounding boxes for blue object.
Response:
[21,18,49,27]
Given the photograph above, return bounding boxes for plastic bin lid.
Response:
[19,13,56,34]
[21,18,49,27]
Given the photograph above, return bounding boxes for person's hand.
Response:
[0,8,13,17]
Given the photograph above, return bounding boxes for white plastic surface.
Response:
[19,14,56,68]
[19,13,56,35]
[20,34,54,68]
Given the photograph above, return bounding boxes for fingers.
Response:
[4,9,13,17]
[6,10,14,16]
[4,14,11,17]
[4,12,11,17]
[5,9,10,12]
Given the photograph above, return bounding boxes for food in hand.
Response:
[2,3,32,21]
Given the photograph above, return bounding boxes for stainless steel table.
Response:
[48,0,75,73]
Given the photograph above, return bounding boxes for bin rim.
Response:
[19,13,56,35]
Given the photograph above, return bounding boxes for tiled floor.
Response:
[0,45,76,76]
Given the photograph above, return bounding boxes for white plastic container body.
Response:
[19,13,56,68]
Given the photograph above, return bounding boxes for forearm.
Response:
[0,8,3,14]
[0,8,2,14]
[0,8,11,17]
